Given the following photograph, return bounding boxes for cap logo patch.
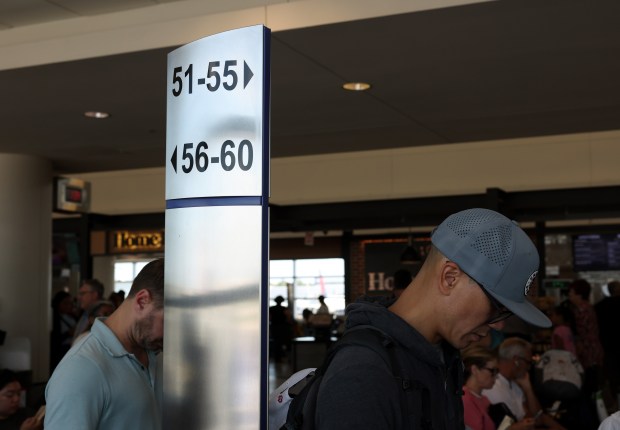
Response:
[524,271,538,296]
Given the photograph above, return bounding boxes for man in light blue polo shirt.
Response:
[45,259,164,430]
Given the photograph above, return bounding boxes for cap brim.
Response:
[487,289,551,328]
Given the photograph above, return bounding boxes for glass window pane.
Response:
[134,261,150,277]
[114,259,156,293]
[268,258,345,321]
[270,260,294,278]
[294,258,343,277]
[115,262,134,282]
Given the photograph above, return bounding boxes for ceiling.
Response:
[0,0,183,28]
[1,0,620,174]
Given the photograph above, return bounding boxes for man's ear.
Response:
[439,261,461,296]
[134,289,152,310]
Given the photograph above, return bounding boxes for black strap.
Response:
[284,325,433,430]
[335,327,433,429]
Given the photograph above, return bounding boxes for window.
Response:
[113,260,153,293]
[269,258,345,320]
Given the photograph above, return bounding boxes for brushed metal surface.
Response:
[163,205,263,429]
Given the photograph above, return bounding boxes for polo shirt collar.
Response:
[91,317,131,358]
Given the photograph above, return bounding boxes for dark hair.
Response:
[569,279,591,301]
[82,279,104,299]
[51,290,71,309]
[608,281,620,296]
[0,369,19,391]
[90,300,115,317]
[393,269,412,291]
[275,296,285,304]
[552,305,576,332]
[128,259,164,308]
[461,346,497,380]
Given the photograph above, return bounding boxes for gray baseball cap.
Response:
[431,208,551,328]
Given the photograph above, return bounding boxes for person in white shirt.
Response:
[483,338,565,430]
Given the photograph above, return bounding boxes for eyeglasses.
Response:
[478,284,513,324]
[515,356,533,367]
[482,367,499,376]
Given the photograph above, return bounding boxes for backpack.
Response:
[268,325,432,430]
[534,349,583,402]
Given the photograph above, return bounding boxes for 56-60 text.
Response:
[170,139,254,174]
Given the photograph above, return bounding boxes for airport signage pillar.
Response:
[163,25,270,430]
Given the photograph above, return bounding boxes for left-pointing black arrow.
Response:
[171,146,177,173]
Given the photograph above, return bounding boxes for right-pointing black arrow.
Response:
[244,61,254,89]
[171,146,177,173]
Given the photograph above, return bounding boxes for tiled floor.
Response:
[268,358,292,393]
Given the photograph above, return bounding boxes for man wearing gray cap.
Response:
[314,208,551,430]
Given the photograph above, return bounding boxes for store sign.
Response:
[54,177,91,213]
[364,239,430,294]
[109,230,164,253]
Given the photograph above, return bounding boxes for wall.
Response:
[0,155,52,382]
[73,129,620,216]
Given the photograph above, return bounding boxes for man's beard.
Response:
[134,312,163,352]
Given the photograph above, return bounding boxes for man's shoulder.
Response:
[50,336,109,384]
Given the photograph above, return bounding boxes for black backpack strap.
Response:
[282,325,433,430]
[344,326,433,430]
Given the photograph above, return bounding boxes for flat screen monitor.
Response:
[572,233,620,271]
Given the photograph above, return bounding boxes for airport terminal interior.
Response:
[2,0,620,428]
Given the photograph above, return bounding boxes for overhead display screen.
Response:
[572,233,620,271]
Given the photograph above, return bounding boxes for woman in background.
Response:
[549,305,577,356]
[0,369,42,430]
[462,346,534,430]
[462,346,500,430]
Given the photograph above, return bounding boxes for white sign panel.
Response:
[166,25,266,200]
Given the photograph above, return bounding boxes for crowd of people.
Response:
[3,207,620,429]
[50,282,125,372]
[269,295,335,362]
[269,208,620,430]
[460,274,620,430]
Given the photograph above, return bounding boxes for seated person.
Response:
[483,338,565,430]
[599,411,620,430]
[462,346,534,430]
[0,369,43,430]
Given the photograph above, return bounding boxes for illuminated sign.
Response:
[54,177,90,213]
[109,230,164,253]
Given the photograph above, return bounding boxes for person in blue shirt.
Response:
[45,258,164,430]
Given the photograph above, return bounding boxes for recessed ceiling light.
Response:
[84,111,110,119]
[342,82,371,91]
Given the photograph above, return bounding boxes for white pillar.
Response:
[0,154,52,382]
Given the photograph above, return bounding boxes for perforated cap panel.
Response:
[471,224,512,267]
[445,210,495,238]
[445,210,513,267]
